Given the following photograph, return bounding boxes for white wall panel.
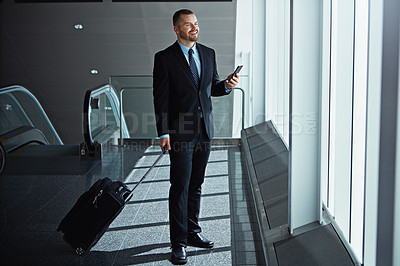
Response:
[320,0,331,214]
[252,0,266,125]
[363,0,382,264]
[350,0,368,261]
[265,0,290,142]
[329,0,354,238]
[289,0,321,231]
[235,0,266,130]
[234,0,253,136]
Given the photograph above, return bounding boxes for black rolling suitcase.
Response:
[57,149,166,255]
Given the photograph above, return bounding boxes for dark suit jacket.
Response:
[153,41,230,141]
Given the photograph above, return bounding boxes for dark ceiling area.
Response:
[0,1,236,144]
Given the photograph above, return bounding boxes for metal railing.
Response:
[233,87,245,132]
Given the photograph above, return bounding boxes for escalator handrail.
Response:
[0,141,5,176]
[83,90,93,148]
[1,126,49,154]
[0,85,63,145]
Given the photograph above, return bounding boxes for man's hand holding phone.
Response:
[225,65,242,88]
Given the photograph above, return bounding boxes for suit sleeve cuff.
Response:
[224,82,232,93]
[160,134,170,139]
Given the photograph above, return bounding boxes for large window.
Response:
[321,0,369,262]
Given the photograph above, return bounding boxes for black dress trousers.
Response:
[168,117,211,248]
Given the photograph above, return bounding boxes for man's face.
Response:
[175,14,199,42]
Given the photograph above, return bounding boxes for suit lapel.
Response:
[172,42,198,90]
[197,43,206,91]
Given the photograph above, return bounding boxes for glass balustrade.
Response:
[110,75,243,139]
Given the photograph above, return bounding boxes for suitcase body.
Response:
[57,177,132,255]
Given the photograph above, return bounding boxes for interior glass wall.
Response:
[110,75,238,139]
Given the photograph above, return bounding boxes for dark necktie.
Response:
[188,48,199,88]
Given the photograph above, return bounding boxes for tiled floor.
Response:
[0,144,265,265]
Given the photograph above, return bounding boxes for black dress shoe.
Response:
[171,246,187,265]
[187,233,214,248]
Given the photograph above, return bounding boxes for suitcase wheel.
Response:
[76,247,84,256]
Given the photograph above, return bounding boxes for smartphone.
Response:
[233,65,243,76]
[228,65,243,83]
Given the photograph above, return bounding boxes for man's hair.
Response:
[173,9,194,26]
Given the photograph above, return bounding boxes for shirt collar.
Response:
[177,40,197,55]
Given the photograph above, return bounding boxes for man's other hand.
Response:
[225,73,239,88]
[160,137,171,151]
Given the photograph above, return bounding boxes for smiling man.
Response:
[153,9,239,265]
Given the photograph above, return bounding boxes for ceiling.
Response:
[0,1,236,143]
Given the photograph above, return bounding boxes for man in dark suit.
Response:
[153,9,239,265]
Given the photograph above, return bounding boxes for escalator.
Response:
[0,84,151,266]
[80,84,129,158]
[0,85,129,175]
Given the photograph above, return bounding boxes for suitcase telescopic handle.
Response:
[124,146,167,203]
